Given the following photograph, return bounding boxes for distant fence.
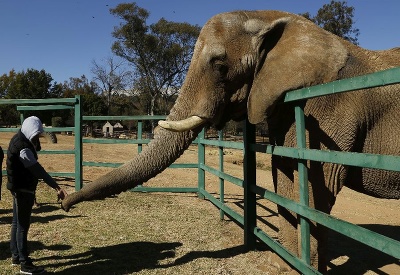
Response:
[80,115,198,194]
[0,96,82,182]
[1,67,400,274]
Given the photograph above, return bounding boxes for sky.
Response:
[1,0,399,84]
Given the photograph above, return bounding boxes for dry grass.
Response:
[0,186,277,275]
[0,133,399,274]
[0,190,257,274]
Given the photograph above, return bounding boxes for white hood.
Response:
[21,116,44,141]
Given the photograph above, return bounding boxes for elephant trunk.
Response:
[61,127,201,212]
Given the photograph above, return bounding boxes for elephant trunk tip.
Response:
[61,191,83,212]
[61,199,72,212]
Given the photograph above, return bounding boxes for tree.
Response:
[109,3,201,121]
[0,68,60,99]
[58,76,108,134]
[301,0,360,45]
[62,75,108,117]
[91,56,132,115]
[0,69,62,125]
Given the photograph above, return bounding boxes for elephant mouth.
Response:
[158,115,207,132]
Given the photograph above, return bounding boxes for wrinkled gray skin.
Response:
[62,10,400,272]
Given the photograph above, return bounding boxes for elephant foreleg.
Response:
[273,156,301,268]
[274,156,333,273]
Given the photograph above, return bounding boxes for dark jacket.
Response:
[6,130,39,192]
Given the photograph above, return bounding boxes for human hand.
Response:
[57,188,68,201]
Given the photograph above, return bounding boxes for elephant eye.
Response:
[213,61,228,77]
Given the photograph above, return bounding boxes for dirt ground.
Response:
[0,132,399,274]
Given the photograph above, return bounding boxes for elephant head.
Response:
[61,10,349,211]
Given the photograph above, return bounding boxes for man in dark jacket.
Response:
[7,116,68,274]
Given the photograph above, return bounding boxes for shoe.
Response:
[20,261,46,274]
[11,257,20,266]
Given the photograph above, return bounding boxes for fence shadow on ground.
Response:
[42,241,181,274]
[327,224,400,274]
[158,244,257,268]
[46,242,267,275]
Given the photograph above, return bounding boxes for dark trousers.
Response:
[10,191,35,263]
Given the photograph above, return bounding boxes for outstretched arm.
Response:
[27,162,68,200]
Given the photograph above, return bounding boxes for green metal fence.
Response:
[1,67,399,274]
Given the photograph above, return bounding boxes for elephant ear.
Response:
[247,15,349,124]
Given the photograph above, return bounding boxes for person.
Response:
[6,116,68,274]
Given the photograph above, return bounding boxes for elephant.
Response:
[62,10,400,273]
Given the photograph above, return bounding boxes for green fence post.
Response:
[218,130,225,220]
[198,127,205,199]
[20,113,25,124]
[295,103,311,265]
[244,119,256,249]
[137,120,143,153]
[74,95,83,190]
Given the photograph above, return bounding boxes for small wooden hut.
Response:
[102,121,113,137]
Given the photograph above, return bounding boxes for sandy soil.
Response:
[0,132,398,274]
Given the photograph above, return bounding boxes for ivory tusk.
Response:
[158,116,206,132]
